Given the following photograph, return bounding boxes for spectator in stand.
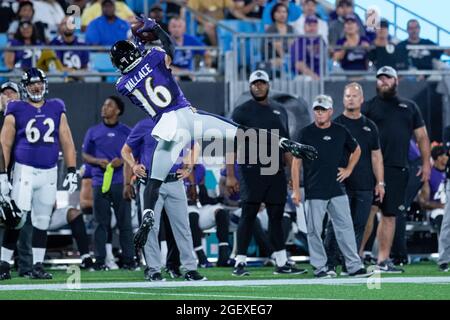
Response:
[264,3,294,71]
[188,0,245,46]
[0,0,15,33]
[290,15,326,80]
[291,0,328,44]
[50,16,89,71]
[231,0,266,20]
[4,20,43,71]
[328,0,365,47]
[81,0,135,31]
[149,3,169,33]
[32,0,66,40]
[7,1,46,43]
[262,0,301,30]
[333,14,370,71]
[85,0,130,46]
[368,19,409,71]
[397,19,444,72]
[168,16,207,80]
[418,145,447,233]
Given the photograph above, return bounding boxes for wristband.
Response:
[68,167,76,174]
[378,182,385,187]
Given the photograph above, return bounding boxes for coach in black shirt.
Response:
[227,70,306,276]
[362,66,430,273]
[324,82,385,274]
[291,94,369,278]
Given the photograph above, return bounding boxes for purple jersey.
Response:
[429,167,445,202]
[6,99,65,169]
[9,39,43,70]
[50,36,90,70]
[125,118,184,174]
[82,122,131,187]
[116,47,191,119]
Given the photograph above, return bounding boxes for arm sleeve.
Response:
[231,106,246,125]
[82,129,95,155]
[412,102,425,129]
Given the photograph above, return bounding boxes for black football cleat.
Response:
[0,261,11,280]
[273,263,308,275]
[232,263,250,277]
[279,138,318,160]
[185,270,207,281]
[31,263,53,280]
[134,209,155,249]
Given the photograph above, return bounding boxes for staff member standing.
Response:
[438,149,450,272]
[82,96,135,270]
[324,83,385,274]
[292,94,370,278]
[363,66,430,273]
[227,70,306,276]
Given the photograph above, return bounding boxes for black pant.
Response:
[391,160,423,260]
[93,184,133,264]
[160,208,180,270]
[325,190,373,267]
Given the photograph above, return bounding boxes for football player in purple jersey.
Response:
[110,16,318,249]
[0,68,78,280]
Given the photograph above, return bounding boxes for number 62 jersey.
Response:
[5,99,65,169]
[115,47,191,119]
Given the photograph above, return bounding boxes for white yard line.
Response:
[52,289,311,300]
[0,276,450,292]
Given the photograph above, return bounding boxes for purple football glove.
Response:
[136,14,158,33]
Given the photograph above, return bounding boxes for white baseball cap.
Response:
[312,94,333,109]
[376,66,398,79]
[0,81,20,93]
[249,70,270,84]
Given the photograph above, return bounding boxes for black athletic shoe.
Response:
[315,271,332,279]
[93,262,109,271]
[134,209,155,249]
[326,266,337,278]
[0,261,11,280]
[146,272,166,282]
[31,263,52,280]
[185,270,207,281]
[376,260,404,274]
[232,263,250,277]
[349,268,373,278]
[80,257,94,270]
[122,262,141,271]
[273,263,308,275]
[280,138,318,160]
[19,270,33,278]
[439,263,449,272]
[166,267,182,279]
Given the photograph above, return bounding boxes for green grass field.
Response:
[0,262,449,300]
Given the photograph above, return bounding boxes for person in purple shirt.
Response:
[0,68,78,281]
[290,15,326,79]
[4,20,42,71]
[110,16,318,254]
[333,14,370,71]
[50,16,89,71]
[85,0,130,46]
[121,118,205,281]
[82,95,136,271]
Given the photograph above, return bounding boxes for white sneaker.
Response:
[105,258,119,270]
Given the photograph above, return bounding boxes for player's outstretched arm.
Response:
[0,115,15,170]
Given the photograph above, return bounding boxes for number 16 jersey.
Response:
[115,47,191,119]
[5,99,65,169]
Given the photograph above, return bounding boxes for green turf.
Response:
[0,262,449,300]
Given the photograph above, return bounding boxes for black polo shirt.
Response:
[297,122,358,200]
[231,99,290,170]
[335,114,380,191]
[362,96,425,168]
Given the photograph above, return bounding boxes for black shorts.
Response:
[378,166,409,217]
[238,165,287,205]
